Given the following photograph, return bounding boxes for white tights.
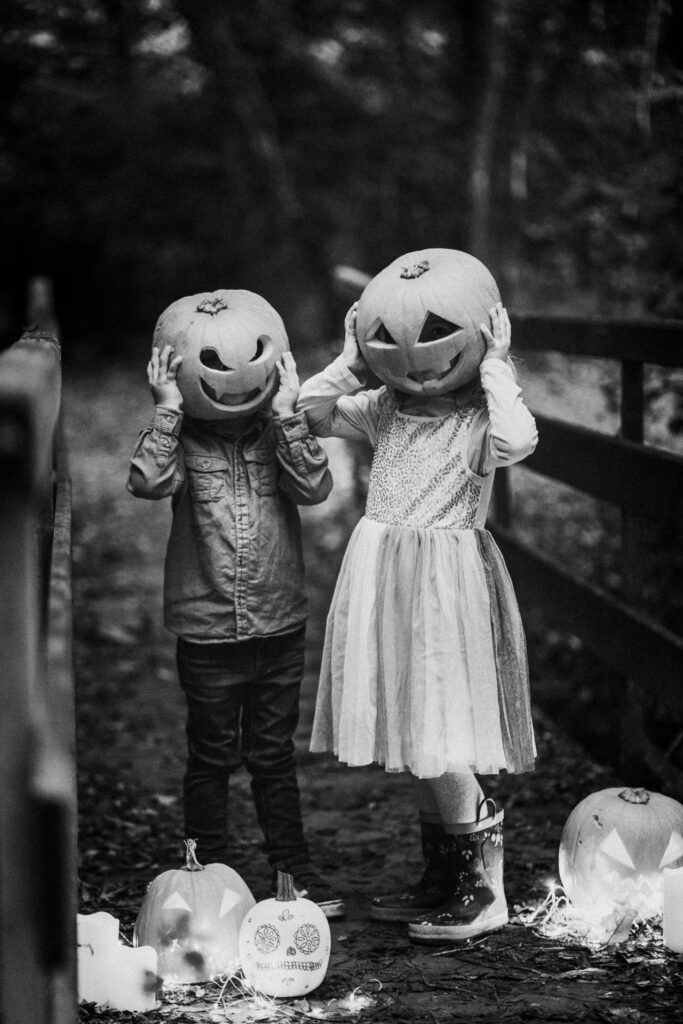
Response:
[411,770,485,831]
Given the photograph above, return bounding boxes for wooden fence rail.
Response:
[0,307,77,1024]
[491,312,683,793]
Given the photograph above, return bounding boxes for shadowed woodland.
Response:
[2,0,683,1022]
[2,0,683,345]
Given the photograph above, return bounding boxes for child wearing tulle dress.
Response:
[296,249,538,943]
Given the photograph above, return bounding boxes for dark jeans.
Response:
[176,627,309,869]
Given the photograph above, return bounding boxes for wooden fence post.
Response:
[0,318,77,1023]
[619,359,651,783]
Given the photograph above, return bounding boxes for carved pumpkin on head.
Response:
[355,248,500,396]
[153,290,289,420]
[559,787,683,920]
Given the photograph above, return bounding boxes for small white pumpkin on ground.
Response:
[238,871,331,997]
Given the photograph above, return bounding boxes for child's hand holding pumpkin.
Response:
[148,345,183,409]
[272,351,300,417]
[481,303,511,363]
[342,301,366,379]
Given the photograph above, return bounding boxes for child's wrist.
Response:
[272,402,296,418]
[342,355,366,380]
[152,387,183,409]
[154,395,183,411]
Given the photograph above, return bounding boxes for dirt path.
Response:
[67,364,682,1024]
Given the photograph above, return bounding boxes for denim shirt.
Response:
[127,406,332,640]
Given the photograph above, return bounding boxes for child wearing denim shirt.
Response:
[128,289,343,917]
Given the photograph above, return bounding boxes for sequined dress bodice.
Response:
[365,393,487,530]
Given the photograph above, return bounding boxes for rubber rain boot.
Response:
[370,818,452,922]
[408,800,508,943]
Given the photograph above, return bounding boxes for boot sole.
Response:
[319,899,346,920]
[408,909,509,944]
[370,903,443,922]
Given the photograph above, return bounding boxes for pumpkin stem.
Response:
[276,871,297,902]
[618,788,650,805]
[400,259,430,279]
[196,296,228,316]
[183,838,205,871]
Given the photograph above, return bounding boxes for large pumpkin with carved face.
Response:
[238,873,330,998]
[559,787,683,920]
[134,839,255,983]
[153,290,289,420]
[355,248,500,396]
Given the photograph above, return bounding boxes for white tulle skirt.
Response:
[310,517,536,778]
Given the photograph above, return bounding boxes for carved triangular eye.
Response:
[659,831,683,868]
[219,887,242,917]
[418,313,461,344]
[598,828,635,868]
[370,321,398,345]
[162,892,193,912]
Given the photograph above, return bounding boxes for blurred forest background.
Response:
[1,0,682,352]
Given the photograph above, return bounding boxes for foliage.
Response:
[1,0,682,349]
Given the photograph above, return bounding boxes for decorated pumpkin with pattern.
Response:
[238,872,330,997]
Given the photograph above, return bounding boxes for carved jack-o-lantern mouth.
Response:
[407,351,462,384]
[199,380,263,406]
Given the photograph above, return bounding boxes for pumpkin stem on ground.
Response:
[183,837,205,871]
[276,871,297,901]
[618,788,650,804]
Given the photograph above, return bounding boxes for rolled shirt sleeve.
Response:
[127,405,184,499]
[272,411,333,505]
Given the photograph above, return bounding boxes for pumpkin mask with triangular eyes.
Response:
[153,289,289,420]
[355,248,501,396]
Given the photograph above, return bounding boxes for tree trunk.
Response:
[175,0,337,339]
[464,0,508,271]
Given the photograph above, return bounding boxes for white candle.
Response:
[106,944,158,1012]
[77,913,120,1005]
[76,913,158,1010]
[662,866,683,953]
[77,911,119,949]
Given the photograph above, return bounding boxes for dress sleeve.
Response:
[468,359,538,475]
[296,355,384,447]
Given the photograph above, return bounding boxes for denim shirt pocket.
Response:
[185,454,229,502]
[244,443,278,496]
